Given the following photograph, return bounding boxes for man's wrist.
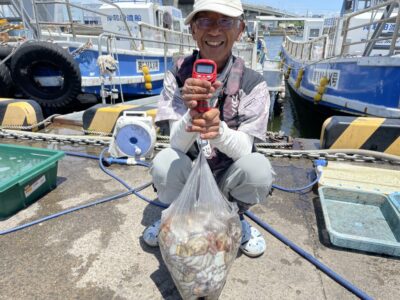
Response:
[219,121,225,136]
[213,121,227,142]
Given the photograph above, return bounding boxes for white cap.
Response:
[184,0,244,25]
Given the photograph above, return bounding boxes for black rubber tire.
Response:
[0,63,14,97]
[10,41,81,108]
[0,45,13,59]
[0,45,14,69]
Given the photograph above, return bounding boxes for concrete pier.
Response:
[1,136,399,299]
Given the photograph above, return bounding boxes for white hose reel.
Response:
[109,111,156,160]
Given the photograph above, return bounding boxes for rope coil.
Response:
[97,54,118,77]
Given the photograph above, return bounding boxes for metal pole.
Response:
[340,18,349,55]
[332,17,340,57]
[140,24,145,50]
[164,30,168,77]
[64,0,76,40]
[389,4,400,55]
[98,33,107,104]
[252,20,259,69]
[31,0,42,40]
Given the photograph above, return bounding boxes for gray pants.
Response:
[150,148,274,210]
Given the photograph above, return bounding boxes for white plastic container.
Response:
[263,69,282,88]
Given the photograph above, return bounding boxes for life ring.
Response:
[10,41,81,108]
[0,63,14,97]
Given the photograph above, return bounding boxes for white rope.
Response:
[97,54,117,77]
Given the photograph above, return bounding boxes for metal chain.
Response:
[0,130,291,149]
[255,142,293,148]
[156,135,171,143]
[257,148,400,165]
[156,131,292,148]
[1,129,398,164]
[0,129,111,146]
[82,129,113,137]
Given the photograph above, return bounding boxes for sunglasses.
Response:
[194,17,241,30]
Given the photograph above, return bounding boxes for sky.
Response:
[244,0,344,16]
[69,0,344,18]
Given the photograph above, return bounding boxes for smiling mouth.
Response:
[205,41,224,47]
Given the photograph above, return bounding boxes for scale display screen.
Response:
[196,64,214,74]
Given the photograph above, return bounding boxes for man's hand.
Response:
[181,78,222,110]
[182,78,222,139]
[187,108,221,140]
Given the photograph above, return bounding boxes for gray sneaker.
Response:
[143,219,161,247]
[240,219,266,257]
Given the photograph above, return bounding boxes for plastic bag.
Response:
[158,152,242,300]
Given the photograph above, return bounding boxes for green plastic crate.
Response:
[0,144,64,220]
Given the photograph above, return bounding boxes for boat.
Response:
[0,0,267,116]
[0,0,280,116]
[0,0,196,112]
[276,0,400,122]
[245,19,286,119]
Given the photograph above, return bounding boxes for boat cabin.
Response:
[256,16,325,41]
[99,0,188,35]
[341,0,388,15]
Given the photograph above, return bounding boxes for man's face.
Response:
[191,12,244,71]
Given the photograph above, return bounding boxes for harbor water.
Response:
[264,35,323,139]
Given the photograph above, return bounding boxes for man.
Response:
[143,0,274,258]
[257,36,267,64]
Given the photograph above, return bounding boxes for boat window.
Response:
[173,20,181,32]
[309,29,320,38]
[163,12,172,30]
[156,10,163,28]
[344,0,353,10]
[358,0,372,10]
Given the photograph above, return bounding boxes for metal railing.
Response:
[284,34,330,61]
[20,0,134,40]
[283,0,400,60]
[9,0,195,53]
[233,41,256,68]
[138,22,196,53]
[341,0,400,56]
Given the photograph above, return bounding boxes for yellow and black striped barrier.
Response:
[321,116,400,155]
[0,98,43,131]
[83,103,157,135]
